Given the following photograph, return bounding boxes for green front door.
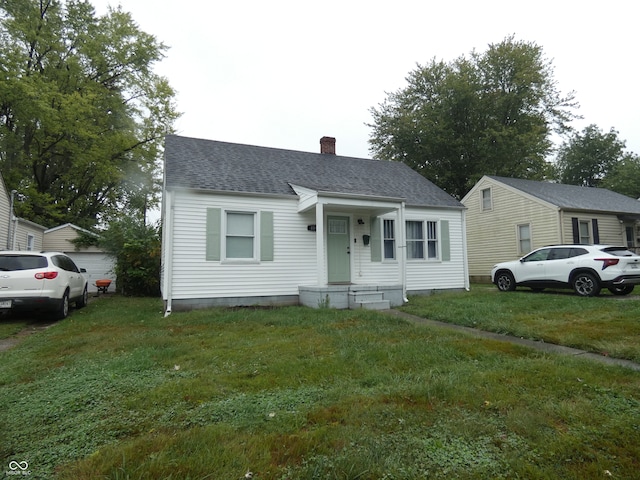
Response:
[327,216,351,283]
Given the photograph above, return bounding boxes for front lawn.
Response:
[401,285,640,362]
[1,295,639,479]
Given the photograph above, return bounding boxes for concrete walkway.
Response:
[385,309,640,372]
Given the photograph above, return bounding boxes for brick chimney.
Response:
[320,136,336,155]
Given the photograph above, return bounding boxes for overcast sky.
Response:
[91,0,639,160]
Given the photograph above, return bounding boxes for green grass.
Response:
[1,295,639,479]
[401,284,640,362]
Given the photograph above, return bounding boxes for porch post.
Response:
[315,200,325,286]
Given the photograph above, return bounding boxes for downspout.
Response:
[462,208,470,291]
[162,190,174,317]
[315,200,325,286]
[399,201,408,303]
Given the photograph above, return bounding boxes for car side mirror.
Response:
[80,268,87,273]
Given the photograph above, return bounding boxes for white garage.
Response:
[44,224,117,293]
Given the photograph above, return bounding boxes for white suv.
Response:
[0,251,88,319]
[491,245,640,297]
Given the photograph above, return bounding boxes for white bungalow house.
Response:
[161,135,469,312]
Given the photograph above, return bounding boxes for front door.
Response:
[327,216,351,283]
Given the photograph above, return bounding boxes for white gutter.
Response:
[162,190,174,317]
[399,201,408,303]
[461,208,470,291]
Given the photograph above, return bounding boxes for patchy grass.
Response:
[401,285,640,362]
[0,296,639,479]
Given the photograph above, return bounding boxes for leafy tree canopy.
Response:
[0,0,180,228]
[600,155,640,200]
[368,35,579,199]
[554,124,634,189]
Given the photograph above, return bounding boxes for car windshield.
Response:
[0,255,48,271]
[600,247,637,257]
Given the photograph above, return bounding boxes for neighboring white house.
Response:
[43,223,116,293]
[161,135,469,312]
[462,175,640,282]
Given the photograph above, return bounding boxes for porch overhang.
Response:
[289,183,405,214]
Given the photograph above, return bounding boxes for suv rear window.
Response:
[601,247,637,257]
[0,254,48,271]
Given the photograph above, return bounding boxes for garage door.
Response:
[66,252,117,293]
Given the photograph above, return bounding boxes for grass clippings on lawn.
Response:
[1,295,639,479]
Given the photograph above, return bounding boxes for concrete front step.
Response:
[356,300,391,310]
[348,290,390,310]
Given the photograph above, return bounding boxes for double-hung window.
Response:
[383,219,395,260]
[517,224,531,254]
[481,188,492,211]
[406,220,439,260]
[578,220,590,244]
[226,212,255,259]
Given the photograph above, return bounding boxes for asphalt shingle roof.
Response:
[164,135,463,209]
[489,175,640,215]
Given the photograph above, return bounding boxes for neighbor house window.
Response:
[517,224,531,254]
[383,219,395,259]
[226,212,255,259]
[481,188,492,211]
[579,220,590,244]
[626,226,635,248]
[26,234,35,251]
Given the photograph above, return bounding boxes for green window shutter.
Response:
[370,216,381,262]
[441,220,450,261]
[205,208,221,261]
[260,211,274,261]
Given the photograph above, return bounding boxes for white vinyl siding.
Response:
[170,193,316,300]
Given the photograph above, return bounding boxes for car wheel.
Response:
[495,271,516,292]
[55,291,70,320]
[608,285,634,296]
[572,272,601,297]
[76,286,88,308]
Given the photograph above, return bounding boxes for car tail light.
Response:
[35,271,58,280]
[595,258,619,270]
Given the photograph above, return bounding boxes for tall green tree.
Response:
[368,36,579,199]
[600,154,640,199]
[554,124,631,188]
[0,0,179,228]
